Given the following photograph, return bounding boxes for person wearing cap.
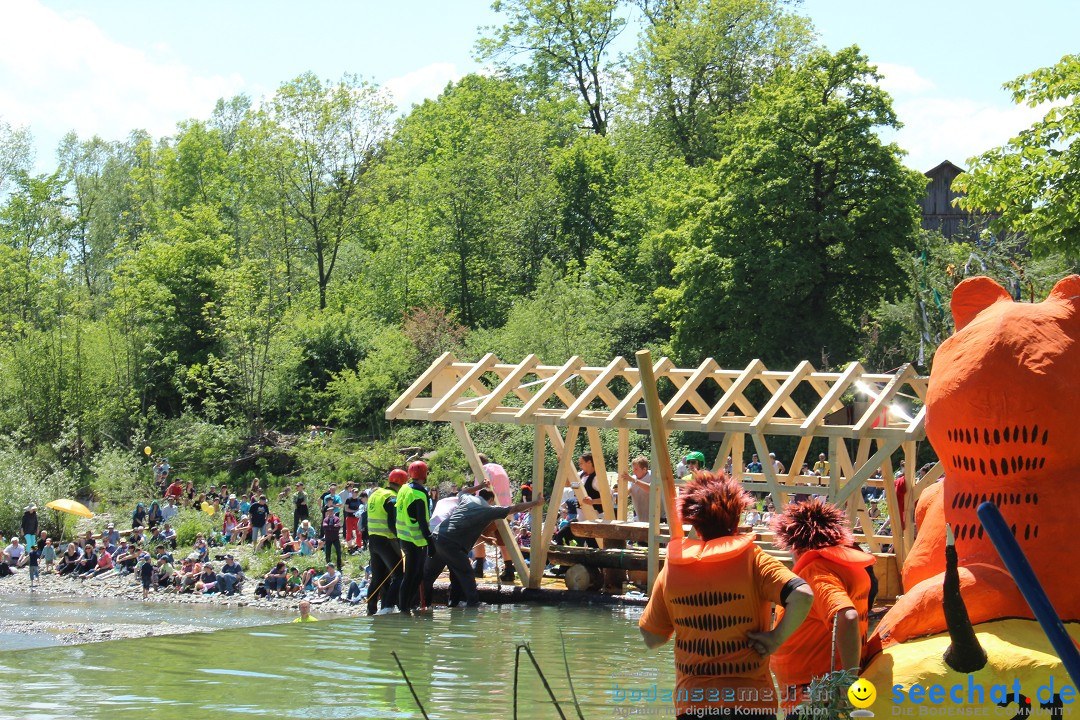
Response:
[21,505,38,550]
[102,523,120,549]
[366,470,405,615]
[682,451,706,481]
[221,553,244,577]
[397,461,434,613]
[226,494,240,513]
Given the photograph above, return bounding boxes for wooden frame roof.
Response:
[386,352,928,441]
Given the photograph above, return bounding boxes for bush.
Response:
[174,508,217,548]
[0,437,75,539]
[88,446,151,506]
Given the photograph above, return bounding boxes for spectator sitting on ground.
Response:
[232,515,252,545]
[101,523,120,548]
[114,541,139,575]
[154,523,177,549]
[314,563,342,598]
[57,543,81,575]
[147,501,164,530]
[300,567,320,593]
[84,544,114,578]
[177,556,201,593]
[156,556,174,588]
[264,561,288,597]
[195,563,218,593]
[131,502,147,529]
[165,477,184,502]
[192,533,209,562]
[226,494,240,513]
[129,527,147,547]
[239,494,251,515]
[285,567,302,596]
[221,553,244,578]
[277,528,300,558]
[3,537,25,567]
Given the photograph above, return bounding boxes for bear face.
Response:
[924,274,1080,603]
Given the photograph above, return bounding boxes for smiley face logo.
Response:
[848,678,877,708]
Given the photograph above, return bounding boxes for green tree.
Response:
[264,73,393,309]
[953,53,1080,256]
[659,47,924,367]
[479,0,625,135]
[626,0,812,164]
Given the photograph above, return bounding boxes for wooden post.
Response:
[453,421,530,584]
[636,350,681,537]
[528,423,546,588]
[617,428,629,522]
[533,426,580,576]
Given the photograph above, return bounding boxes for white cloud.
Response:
[875,62,935,95]
[873,62,1048,173]
[384,62,463,112]
[0,0,245,163]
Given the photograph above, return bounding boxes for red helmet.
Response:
[407,461,428,481]
[388,468,408,485]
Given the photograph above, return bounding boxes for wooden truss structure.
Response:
[386,352,939,592]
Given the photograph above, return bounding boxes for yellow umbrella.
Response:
[45,498,94,519]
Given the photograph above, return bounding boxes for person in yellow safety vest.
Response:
[365,469,406,616]
[397,460,434,613]
[682,451,705,482]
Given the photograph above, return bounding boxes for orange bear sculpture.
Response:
[867,274,1080,656]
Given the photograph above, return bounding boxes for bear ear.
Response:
[952,276,1012,331]
[1047,274,1080,310]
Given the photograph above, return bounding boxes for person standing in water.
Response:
[366,469,406,616]
[396,461,433,613]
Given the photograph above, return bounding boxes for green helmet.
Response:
[686,451,706,464]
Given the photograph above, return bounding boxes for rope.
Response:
[368,556,403,598]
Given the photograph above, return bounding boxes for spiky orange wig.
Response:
[678,471,752,540]
[771,497,852,552]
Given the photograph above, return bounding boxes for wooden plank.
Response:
[912,460,943,505]
[905,406,927,440]
[750,360,813,431]
[385,351,456,419]
[854,363,917,436]
[429,353,499,418]
[535,426,580,568]
[528,423,546,588]
[617,428,629,521]
[515,356,583,420]
[606,357,673,425]
[833,438,901,506]
[703,359,764,428]
[587,426,615,522]
[783,435,814,484]
[662,357,719,422]
[471,354,539,421]
[561,356,628,423]
[902,440,918,557]
[879,443,905,568]
[637,351,682,539]
[452,421,530,584]
[800,361,864,431]
[757,374,806,420]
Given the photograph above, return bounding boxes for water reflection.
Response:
[0,604,673,719]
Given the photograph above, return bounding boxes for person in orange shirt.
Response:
[769,498,874,711]
[639,471,814,719]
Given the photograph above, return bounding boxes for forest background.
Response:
[1,0,1077,536]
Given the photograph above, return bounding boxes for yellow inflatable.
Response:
[863,619,1080,713]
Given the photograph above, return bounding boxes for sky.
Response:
[0,0,1076,173]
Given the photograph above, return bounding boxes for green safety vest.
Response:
[367,487,397,539]
[395,483,429,547]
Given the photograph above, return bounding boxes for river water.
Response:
[0,602,675,719]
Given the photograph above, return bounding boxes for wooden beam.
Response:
[587,426,615,522]
[528,423,546,588]
[385,351,456,419]
[534,426,580,569]
[833,438,901,506]
[854,363,917,436]
[561,356,628,422]
[661,357,719,422]
[470,354,539,422]
[800,361,864,431]
[452,421,530,584]
[636,350,682,539]
[750,360,813,431]
[515,356,583,420]
[703,359,765,429]
[429,353,499,418]
[617,428,629,521]
[606,357,673,425]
